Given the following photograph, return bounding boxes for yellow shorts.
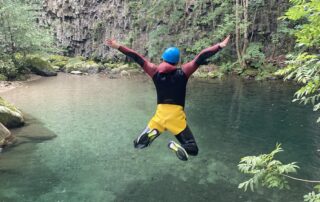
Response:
[148,104,187,135]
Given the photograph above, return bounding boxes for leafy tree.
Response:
[238,144,299,192]
[0,0,55,79]
[238,144,320,202]
[0,0,55,57]
[127,0,234,62]
[276,0,320,122]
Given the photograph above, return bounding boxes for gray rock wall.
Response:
[41,0,289,60]
[41,0,131,59]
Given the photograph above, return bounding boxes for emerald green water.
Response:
[0,74,319,202]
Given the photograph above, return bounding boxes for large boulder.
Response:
[0,97,24,128]
[0,122,15,151]
[26,56,57,77]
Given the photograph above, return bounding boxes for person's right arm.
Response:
[104,39,157,77]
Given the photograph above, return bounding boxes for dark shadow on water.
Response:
[114,173,265,202]
[0,114,60,201]
[6,113,57,150]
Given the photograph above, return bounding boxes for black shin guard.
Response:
[175,126,199,156]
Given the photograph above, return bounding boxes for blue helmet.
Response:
[162,47,180,64]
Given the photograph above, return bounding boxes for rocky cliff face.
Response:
[41,0,131,59]
[41,0,289,61]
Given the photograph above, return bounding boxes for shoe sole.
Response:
[169,141,188,161]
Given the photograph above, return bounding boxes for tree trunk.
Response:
[235,0,242,66]
[242,0,249,60]
[235,0,249,68]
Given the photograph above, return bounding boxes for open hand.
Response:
[104,39,120,49]
[219,35,230,48]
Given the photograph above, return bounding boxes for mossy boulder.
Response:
[242,68,259,79]
[104,63,118,69]
[48,55,70,63]
[65,58,103,74]
[25,56,57,77]
[208,70,223,79]
[0,122,15,150]
[52,66,61,72]
[193,71,208,78]
[0,59,19,80]
[111,68,121,74]
[0,97,24,128]
[52,61,68,69]
[0,74,8,81]
[49,55,70,69]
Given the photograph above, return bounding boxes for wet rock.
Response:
[0,97,24,128]
[70,70,83,75]
[120,70,130,77]
[111,68,121,74]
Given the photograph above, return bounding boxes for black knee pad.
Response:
[175,126,199,156]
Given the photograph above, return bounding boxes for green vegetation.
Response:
[125,0,292,80]
[276,0,320,122]
[0,0,55,79]
[239,1,320,200]
[238,144,320,202]
[0,0,55,55]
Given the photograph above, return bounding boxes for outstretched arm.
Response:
[104,39,157,77]
[182,35,230,78]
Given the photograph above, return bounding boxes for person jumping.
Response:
[105,35,230,161]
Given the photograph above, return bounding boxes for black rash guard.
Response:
[152,69,188,107]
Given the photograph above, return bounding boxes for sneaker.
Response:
[168,141,188,161]
[133,129,159,149]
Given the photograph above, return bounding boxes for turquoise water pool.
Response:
[0,74,319,202]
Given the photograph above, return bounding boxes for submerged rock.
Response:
[0,97,24,128]
[26,56,57,77]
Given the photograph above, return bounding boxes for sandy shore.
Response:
[0,74,42,93]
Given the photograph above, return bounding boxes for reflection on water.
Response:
[0,74,319,202]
